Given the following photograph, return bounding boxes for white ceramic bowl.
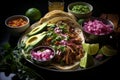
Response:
[68,2,93,19]
[5,15,30,34]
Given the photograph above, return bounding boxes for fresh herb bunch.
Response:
[0,42,44,80]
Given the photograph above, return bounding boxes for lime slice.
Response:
[80,52,94,68]
[101,45,117,56]
[82,43,99,55]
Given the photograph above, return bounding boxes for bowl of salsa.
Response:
[67,2,93,19]
[5,15,30,34]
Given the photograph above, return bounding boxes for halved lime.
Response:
[80,52,94,68]
[101,45,117,56]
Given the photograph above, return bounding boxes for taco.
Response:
[20,10,84,70]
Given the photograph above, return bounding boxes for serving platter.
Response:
[17,20,85,70]
[17,19,112,72]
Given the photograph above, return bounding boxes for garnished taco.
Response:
[19,10,85,70]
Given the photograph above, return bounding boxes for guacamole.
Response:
[71,4,90,14]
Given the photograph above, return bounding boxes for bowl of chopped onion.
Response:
[30,46,55,65]
[82,17,114,43]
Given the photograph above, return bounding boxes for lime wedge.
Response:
[89,43,99,55]
[80,52,94,68]
[82,43,90,52]
[82,43,99,55]
[101,45,117,56]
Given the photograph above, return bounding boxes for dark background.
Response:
[0,0,120,80]
[0,0,120,42]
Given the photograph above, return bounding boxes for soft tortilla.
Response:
[50,61,80,70]
[46,16,80,27]
[38,10,76,24]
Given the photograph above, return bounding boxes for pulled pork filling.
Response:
[41,21,83,65]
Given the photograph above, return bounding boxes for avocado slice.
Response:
[28,22,47,36]
[25,31,46,49]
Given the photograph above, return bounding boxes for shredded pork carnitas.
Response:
[40,21,84,65]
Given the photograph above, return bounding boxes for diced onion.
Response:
[83,19,113,35]
[31,48,54,61]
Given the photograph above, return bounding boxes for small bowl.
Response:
[82,17,114,43]
[5,15,30,34]
[67,2,93,19]
[30,46,55,65]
